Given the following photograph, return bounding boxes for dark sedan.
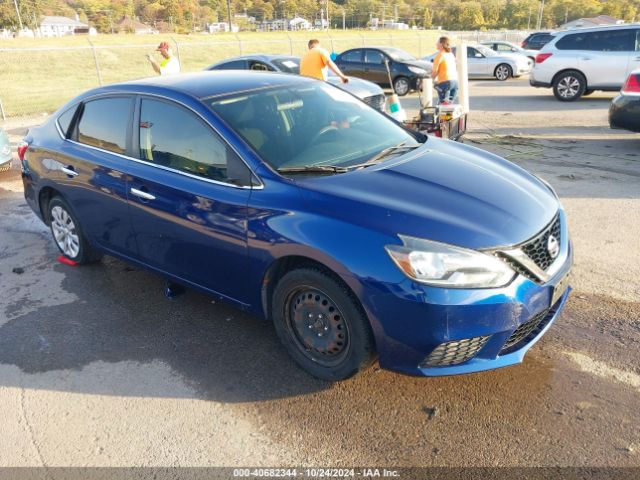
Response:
[206,54,386,112]
[610,70,640,133]
[521,32,554,51]
[334,47,432,96]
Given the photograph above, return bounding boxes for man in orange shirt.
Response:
[300,39,349,84]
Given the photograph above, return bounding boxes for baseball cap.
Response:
[156,41,170,51]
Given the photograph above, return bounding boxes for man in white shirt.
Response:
[146,41,181,76]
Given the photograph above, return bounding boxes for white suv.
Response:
[530,24,640,101]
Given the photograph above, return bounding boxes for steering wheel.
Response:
[310,125,339,145]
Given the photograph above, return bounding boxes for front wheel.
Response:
[47,196,102,264]
[271,268,376,381]
[553,71,586,101]
[494,64,512,81]
[392,76,411,96]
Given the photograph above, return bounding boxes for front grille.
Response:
[521,214,561,271]
[500,298,561,355]
[420,335,490,368]
[364,93,386,111]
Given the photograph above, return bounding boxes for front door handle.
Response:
[130,187,156,201]
[61,166,78,177]
[581,57,591,61]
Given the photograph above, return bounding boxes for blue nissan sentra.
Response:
[20,72,572,381]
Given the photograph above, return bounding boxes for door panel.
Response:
[363,49,389,84]
[467,47,488,76]
[129,97,252,302]
[58,96,136,256]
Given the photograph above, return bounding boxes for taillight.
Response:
[621,73,640,94]
[535,53,552,64]
[17,141,29,161]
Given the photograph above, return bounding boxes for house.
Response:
[117,16,157,35]
[560,15,623,30]
[39,15,90,37]
[207,22,239,33]
[289,17,311,30]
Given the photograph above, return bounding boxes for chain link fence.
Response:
[0,30,530,127]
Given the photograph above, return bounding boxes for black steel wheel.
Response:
[272,268,376,381]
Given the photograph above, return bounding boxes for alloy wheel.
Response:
[495,65,510,81]
[557,76,580,99]
[50,205,80,258]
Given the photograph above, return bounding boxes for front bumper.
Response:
[357,232,572,377]
[609,94,640,133]
[529,77,552,88]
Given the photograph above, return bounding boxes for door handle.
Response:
[634,56,640,61]
[130,187,156,201]
[581,57,591,61]
[61,166,78,177]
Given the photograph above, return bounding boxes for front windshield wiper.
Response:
[277,165,350,175]
[350,141,420,169]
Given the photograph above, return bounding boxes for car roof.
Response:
[100,71,312,99]
[554,23,640,36]
[215,54,299,63]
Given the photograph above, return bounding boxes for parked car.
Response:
[521,32,554,51]
[530,24,640,101]
[481,40,537,63]
[0,128,12,172]
[206,54,386,112]
[423,45,533,81]
[609,69,640,132]
[20,72,572,381]
[334,47,432,96]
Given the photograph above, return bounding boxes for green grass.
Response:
[0,30,443,119]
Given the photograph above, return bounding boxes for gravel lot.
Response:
[0,78,638,471]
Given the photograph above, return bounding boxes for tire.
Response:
[392,76,411,96]
[553,70,586,101]
[271,268,376,381]
[47,196,102,264]
[494,63,512,81]
[0,161,10,172]
[583,89,595,96]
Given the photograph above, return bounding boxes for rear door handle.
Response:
[130,187,156,201]
[61,166,78,177]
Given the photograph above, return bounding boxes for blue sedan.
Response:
[20,72,572,380]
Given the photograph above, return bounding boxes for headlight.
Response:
[385,235,515,288]
[408,66,427,75]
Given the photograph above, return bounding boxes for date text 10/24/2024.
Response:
[233,469,400,478]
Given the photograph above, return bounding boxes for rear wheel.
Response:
[47,196,102,264]
[272,268,376,381]
[393,76,411,96]
[494,64,512,81]
[553,71,586,101]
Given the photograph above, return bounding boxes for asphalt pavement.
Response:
[0,79,638,470]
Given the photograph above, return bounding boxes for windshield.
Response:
[271,57,300,74]
[208,83,420,173]
[382,48,416,62]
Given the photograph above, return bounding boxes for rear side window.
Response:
[57,106,78,138]
[139,98,248,184]
[340,50,362,62]
[77,97,132,154]
[214,60,247,70]
[556,29,636,52]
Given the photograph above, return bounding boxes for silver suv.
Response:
[530,24,640,101]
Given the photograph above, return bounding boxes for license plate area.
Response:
[551,272,570,307]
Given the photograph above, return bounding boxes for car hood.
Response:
[327,76,384,98]
[297,139,558,249]
[401,59,433,74]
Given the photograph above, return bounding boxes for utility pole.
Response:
[342,9,345,30]
[381,5,385,29]
[13,0,23,30]
[527,6,531,30]
[394,3,397,22]
[226,0,232,32]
